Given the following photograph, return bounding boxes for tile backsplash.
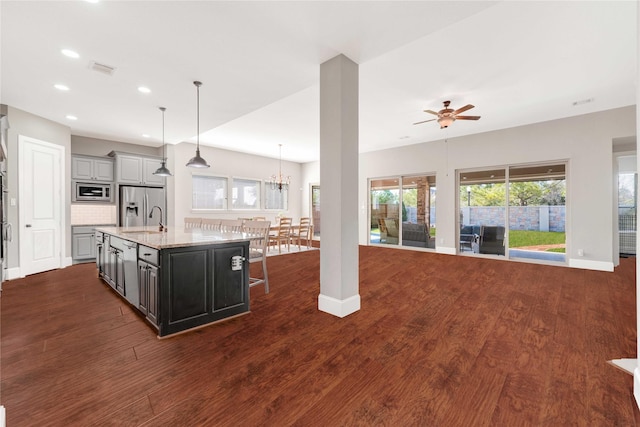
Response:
[71,204,117,225]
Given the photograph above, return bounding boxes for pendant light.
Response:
[153,107,173,177]
[269,144,290,192]
[186,80,210,168]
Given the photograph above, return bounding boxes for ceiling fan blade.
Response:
[453,104,474,115]
[455,115,481,120]
[413,118,437,125]
[423,110,439,115]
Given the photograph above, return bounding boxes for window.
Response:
[458,163,566,264]
[232,178,260,210]
[265,185,288,210]
[369,174,436,249]
[192,175,227,210]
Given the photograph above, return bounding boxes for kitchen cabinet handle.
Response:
[143,253,152,257]
[25,224,32,228]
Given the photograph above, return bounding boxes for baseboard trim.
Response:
[7,267,22,280]
[568,258,614,272]
[436,246,456,255]
[635,366,640,411]
[318,293,360,318]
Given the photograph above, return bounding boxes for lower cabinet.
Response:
[159,242,249,337]
[97,232,249,337]
[138,259,159,327]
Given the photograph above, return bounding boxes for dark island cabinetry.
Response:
[138,245,160,327]
[95,227,251,338]
[160,243,249,337]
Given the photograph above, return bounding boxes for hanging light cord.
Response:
[161,107,166,160]
[196,82,200,153]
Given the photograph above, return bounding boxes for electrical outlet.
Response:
[578,249,584,257]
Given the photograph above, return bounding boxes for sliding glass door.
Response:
[458,162,566,264]
[369,174,436,248]
[370,178,400,245]
[508,164,566,262]
[459,169,506,256]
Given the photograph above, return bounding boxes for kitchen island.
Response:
[95,226,252,338]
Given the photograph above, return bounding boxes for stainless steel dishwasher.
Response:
[122,241,140,308]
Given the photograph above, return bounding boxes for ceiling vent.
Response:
[89,61,117,76]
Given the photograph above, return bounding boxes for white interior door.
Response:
[19,135,63,276]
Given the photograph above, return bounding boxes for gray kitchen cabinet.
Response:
[143,158,165,185]
[72,226,95,261]
[72,155,113,182]
[95,231,105,276]
[114,153,165,185]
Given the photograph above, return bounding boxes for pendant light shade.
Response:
[153,106,173,177]
[186,81,210,168]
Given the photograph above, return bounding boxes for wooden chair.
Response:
[243,220,271,293]
[184,217,202,229]
[382,218,399,244]
[269,217,292,253]
[201,218,221,231]
[290,217,312,249]
[220,219,244,233]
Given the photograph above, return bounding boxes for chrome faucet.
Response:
[149,205,166,232]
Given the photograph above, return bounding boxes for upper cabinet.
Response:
[111,152,165,186]
[72,155,114,182]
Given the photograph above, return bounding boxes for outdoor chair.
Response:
[382,218,399,244]
[479,225,505,255]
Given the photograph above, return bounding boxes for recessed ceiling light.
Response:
[66,115,78,120]
[61,49,79,59]
[54,84,69,91]
[138,86,151,94]
[142,134,150,138]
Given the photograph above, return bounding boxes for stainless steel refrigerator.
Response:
[119,186,165,228]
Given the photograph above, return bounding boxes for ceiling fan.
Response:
[413,100,481,128]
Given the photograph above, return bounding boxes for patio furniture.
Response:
[460,225,480,252]
[479,225,505,255]
[382,218,399,244]
[402,222,430,248]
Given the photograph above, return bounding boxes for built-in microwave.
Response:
[73,182,113,202]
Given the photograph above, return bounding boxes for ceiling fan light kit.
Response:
[414,100,481,129]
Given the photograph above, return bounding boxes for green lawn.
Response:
[509,230,565,248]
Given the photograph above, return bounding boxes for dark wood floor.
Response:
[1,247,637,426]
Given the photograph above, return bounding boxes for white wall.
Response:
[305,106,636,271]
[71,135,160,158]
[169,142,303,227]
[5,106,72,267]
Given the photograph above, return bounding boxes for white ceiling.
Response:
[1,1,637,163]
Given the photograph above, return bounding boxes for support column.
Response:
[318,54,360,318]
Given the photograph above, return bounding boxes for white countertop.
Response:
[95,226,254,249]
